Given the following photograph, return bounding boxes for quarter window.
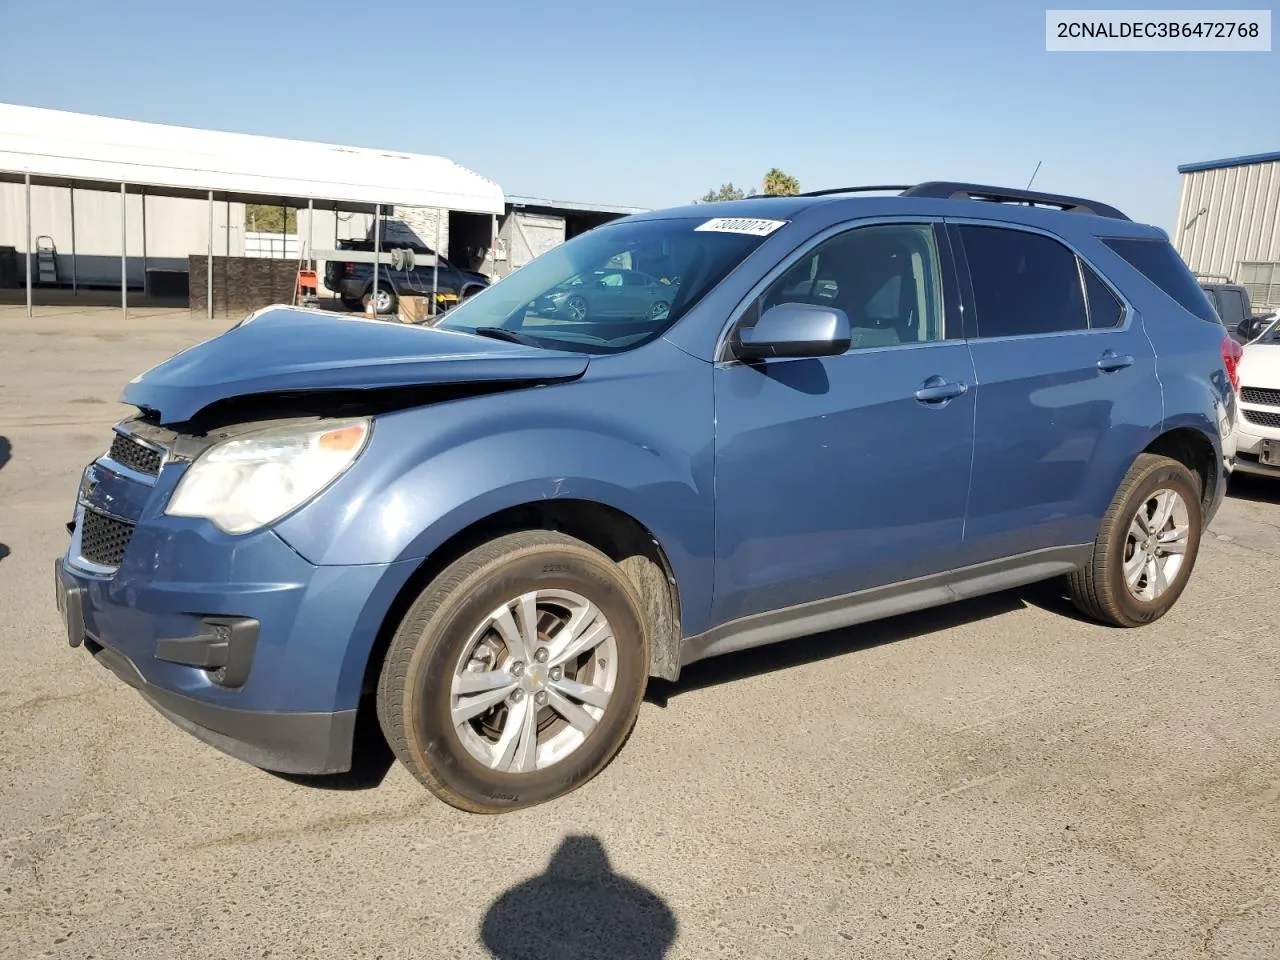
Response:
[748,223,945,349]
[1083,263,1125,328]
[959,225,1088,338]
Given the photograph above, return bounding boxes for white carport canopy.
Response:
[0,102,505,316]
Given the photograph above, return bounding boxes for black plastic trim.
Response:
[903,182,1130,221]
[76,626,354,774]
[680,544,1093,666]
[155,616,259,688]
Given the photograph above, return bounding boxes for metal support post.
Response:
[140,188,148,297]
[371,203,381,315]
[207,191,214,320]
[433,210,441,309]
[70,185,78,296]
[307,198,314,264]
[24,173,32,318]
[120,182,128,319]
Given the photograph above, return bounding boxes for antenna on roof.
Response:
[1026,160,1043,190]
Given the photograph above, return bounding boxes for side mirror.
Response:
[733,302,852,361]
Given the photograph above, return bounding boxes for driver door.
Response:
[712,220,977,626]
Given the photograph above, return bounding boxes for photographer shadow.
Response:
[481,835,677,960]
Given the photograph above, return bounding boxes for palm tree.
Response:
[762,168,800,196]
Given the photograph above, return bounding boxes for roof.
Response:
[506,194,648,216]
[0,102,505,214]
[1177,150,1280,175]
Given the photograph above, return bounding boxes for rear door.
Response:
[949,221,1160,561]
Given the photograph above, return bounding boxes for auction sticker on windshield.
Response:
[694,218,788,236]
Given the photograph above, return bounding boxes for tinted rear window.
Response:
[1101,238,1218,324]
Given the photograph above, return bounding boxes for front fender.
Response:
[273,343,716,633]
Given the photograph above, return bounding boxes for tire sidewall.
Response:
[1107,461,1203,623]
[400,546,647,810]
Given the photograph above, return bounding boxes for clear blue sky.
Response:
[1,0,1276,229]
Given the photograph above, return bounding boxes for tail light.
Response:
[1222,334,1243,392]
[343,262,355,276]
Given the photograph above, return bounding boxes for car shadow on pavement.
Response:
[1226,473,1280,505]
[647,587,1030,705]
[481,835,677,960]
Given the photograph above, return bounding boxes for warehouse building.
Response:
[0,103,643,316]
[1174,150,1280,311]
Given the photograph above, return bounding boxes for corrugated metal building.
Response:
[1174,150,1280,310]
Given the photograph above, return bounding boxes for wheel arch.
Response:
[1141,422,1221,514]
[357,498,684,710]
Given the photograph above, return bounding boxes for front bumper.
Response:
[1232,423,1280,479]
[56,557,356,772]
[54,510,417,774]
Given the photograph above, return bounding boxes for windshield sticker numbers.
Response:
[694,218,788,237]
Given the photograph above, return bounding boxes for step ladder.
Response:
[36,236,57,285]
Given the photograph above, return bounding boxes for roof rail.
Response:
[901,181,1131,221]
[745,185,913,199]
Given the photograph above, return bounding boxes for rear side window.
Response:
[958,225,1087,338]
[1101,237,1219,323]
[1217,288,1247,324]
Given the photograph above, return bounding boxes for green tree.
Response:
[697,182,747,203]
[761,168,800,196]
[244,204,297,233]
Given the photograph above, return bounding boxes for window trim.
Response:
[944,218,1134,342]
[714,216,954,363]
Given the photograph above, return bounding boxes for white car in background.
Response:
[1233,311,1280,479]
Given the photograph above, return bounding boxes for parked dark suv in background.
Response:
[57,182,1238,814]
[323,236,490,315]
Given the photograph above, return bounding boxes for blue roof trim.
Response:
[1178,150,1280,174]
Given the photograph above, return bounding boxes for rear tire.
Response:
[1067,453,1203,627]
[376,531,649,813]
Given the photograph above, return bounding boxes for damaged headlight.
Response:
[166,418,371,534]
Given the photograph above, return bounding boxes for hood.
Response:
[122,306,589,424]
[1239,338,1280,388]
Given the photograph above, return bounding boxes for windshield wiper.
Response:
[472,326,544,347]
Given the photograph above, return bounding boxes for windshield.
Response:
[435,217,772,353]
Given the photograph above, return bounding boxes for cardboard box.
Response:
[398,295,430,324]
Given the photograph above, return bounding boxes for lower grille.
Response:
[1243,408,1280,429]
[80,508,136,568]
[1241,386,1280,407]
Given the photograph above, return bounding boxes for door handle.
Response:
[914,377,968,404]
[1097,351,1134,372]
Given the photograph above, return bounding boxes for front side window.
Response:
[435,218,770,354]
[959,225,1088,338]
[745,223,945,349]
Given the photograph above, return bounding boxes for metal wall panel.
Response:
[1174,160,1280,280]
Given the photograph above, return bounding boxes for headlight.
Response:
[166,418,371,534]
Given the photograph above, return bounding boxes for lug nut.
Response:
[511,690,525,703]
[510,661,524,676]
[535,691,549,705]
[549,667,563,682]
[534,647,549,663]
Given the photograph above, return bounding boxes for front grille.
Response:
[108,432,163,476]
[1243,408,1280,429]
[80,508,135,568]
[1241,386,1280,407]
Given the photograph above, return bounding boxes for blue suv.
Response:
[54,182,1239,812]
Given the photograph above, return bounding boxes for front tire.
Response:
[1067,453,1203,627]
[376,531,649,813]
[363,286,398,316]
